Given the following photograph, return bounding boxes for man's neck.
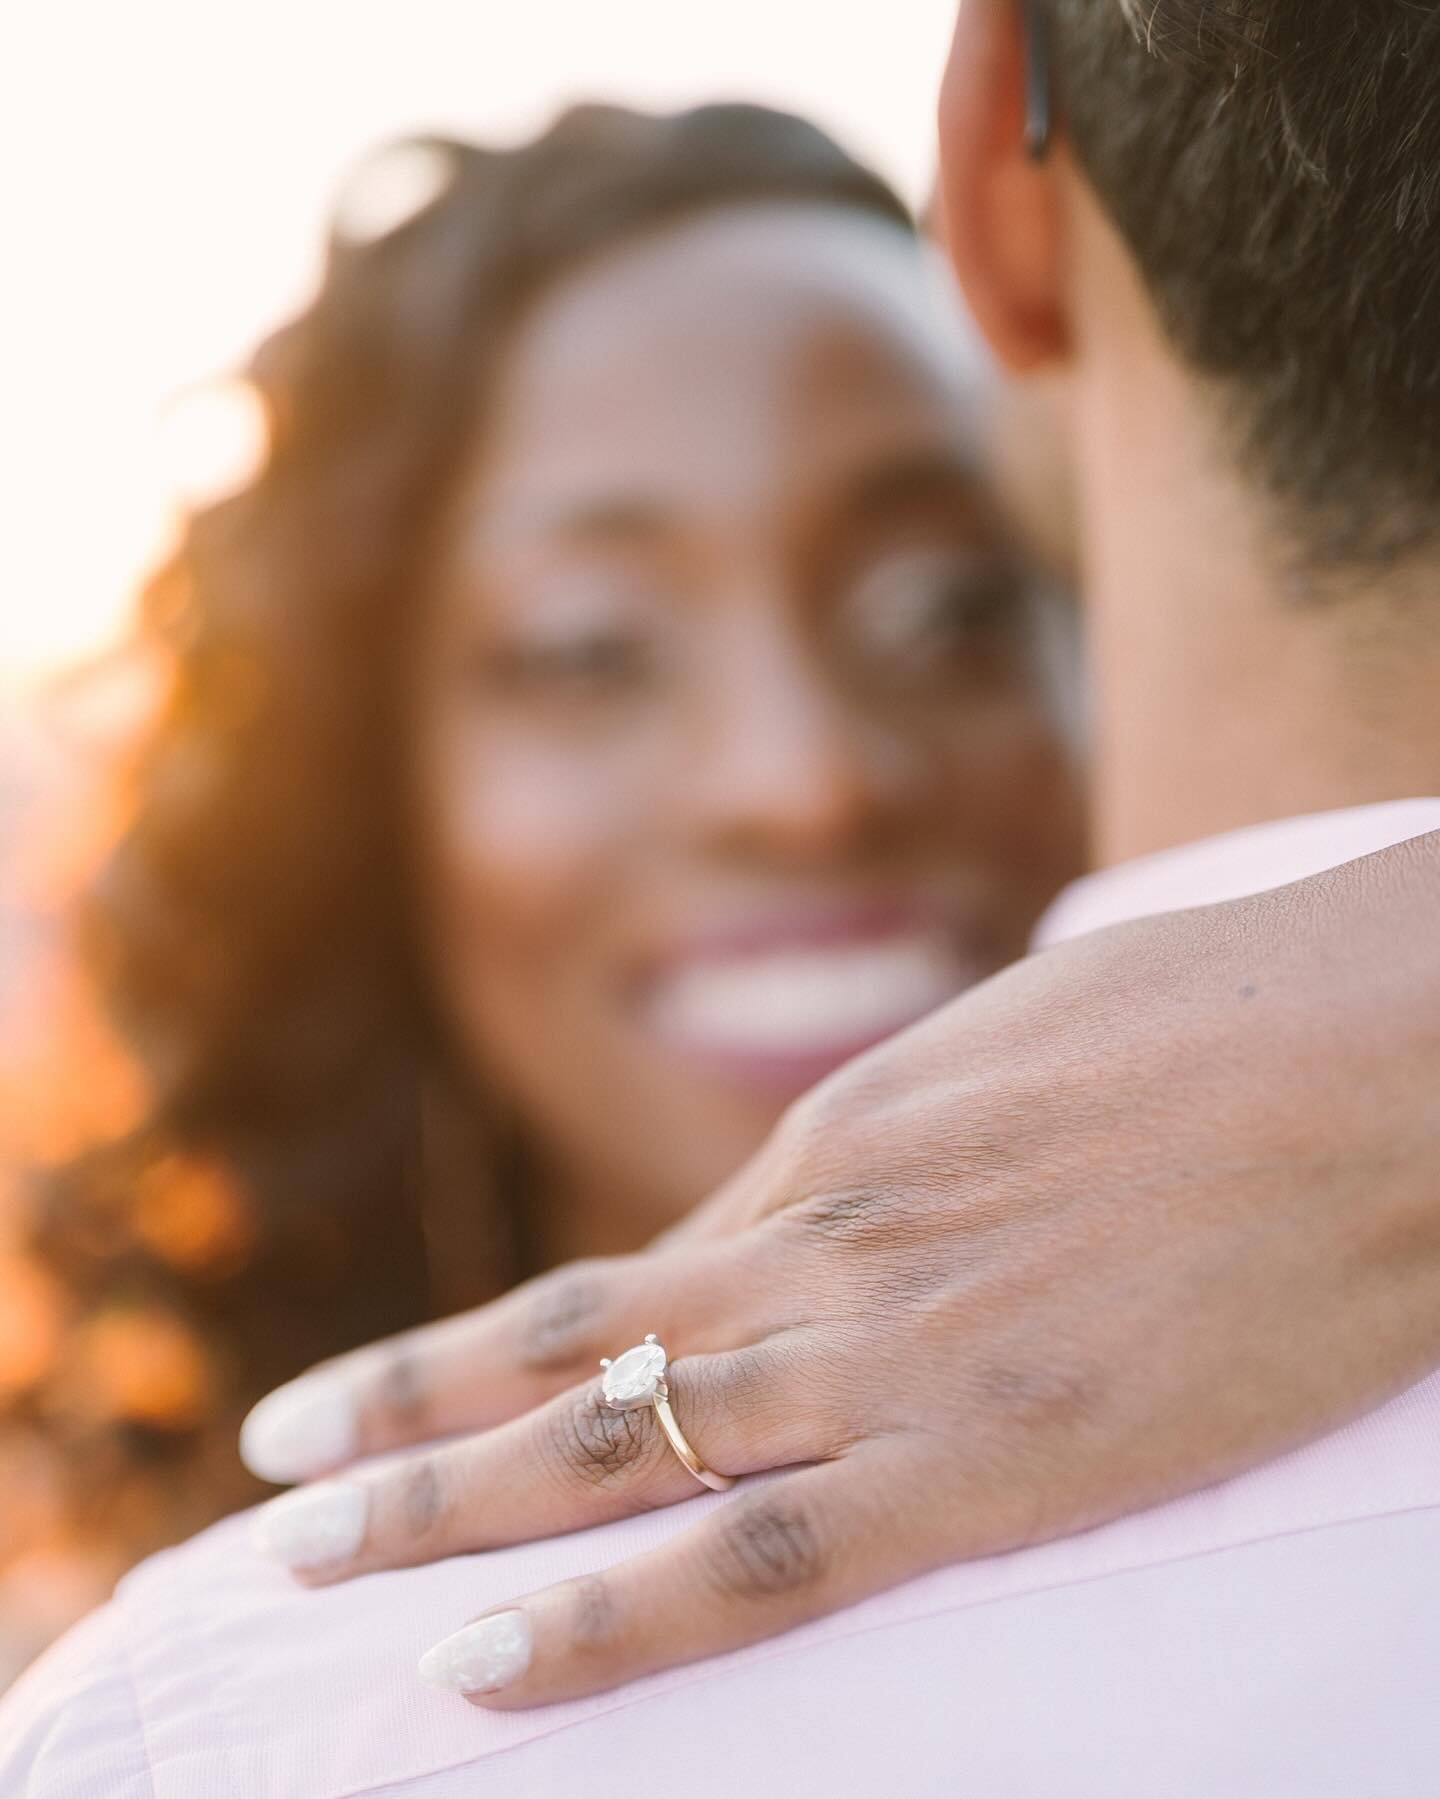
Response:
[1068,257,1440,866]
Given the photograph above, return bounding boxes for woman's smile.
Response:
[632,894,993,1093]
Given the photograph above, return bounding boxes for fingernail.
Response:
[251,1481,368,1570]
[418,1610,533,1696]
[240,1375,358,1483]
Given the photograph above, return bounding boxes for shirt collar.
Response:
[1034,798,1440,950]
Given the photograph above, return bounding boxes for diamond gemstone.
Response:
[602,1341,666,1410]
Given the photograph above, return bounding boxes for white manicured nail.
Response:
[251,1481,368,1569]
[240,1376,358,1483]
[418,1611,533,1695]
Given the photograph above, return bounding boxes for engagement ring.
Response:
[599,1335,735,1492]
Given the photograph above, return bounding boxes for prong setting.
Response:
[599,1339,668,1411]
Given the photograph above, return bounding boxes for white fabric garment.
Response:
[4,800,1439,1799]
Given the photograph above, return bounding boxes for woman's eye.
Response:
[837,548,1029,681]
[467,629,656,697]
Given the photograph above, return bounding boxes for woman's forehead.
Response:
[469,202,987,531]
[505,200,978,400]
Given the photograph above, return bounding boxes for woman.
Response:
[7,100,1083,1652]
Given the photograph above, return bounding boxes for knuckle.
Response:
[544,1384,657,1489]
[782,1055,900,1147]
[568,1573,622,1654]
[681,1338,860,1459]
[684,1343,797,1444]
[516,1261,614,1374]
[680,1345,771,1413]
[397,1453,450,1542]
[372,1338,429,1431]
[780,1070,857,1144]
[787,1185,902,1247]
[699,1495,825,1602]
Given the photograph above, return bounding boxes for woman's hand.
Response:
[242,836,1440,1710]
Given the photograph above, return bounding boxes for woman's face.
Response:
[412,202,1084,1247]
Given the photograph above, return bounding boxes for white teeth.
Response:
[648,937,967,1058]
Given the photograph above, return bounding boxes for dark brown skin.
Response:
[245,834,1440,1705]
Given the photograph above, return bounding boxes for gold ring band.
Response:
[650,1386,735,1492]
[598,1335,735,1493]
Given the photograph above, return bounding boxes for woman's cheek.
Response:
[964,714,1086,892]
[426,726,646,952]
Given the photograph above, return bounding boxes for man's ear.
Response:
[938,0,1070,373]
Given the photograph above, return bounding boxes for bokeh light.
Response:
[332,139,460,245]
[153,378,271,513]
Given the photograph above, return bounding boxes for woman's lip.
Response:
[638,898,964,967]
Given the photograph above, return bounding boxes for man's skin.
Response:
[237,0,1440,1705]
[942,13,1440,862]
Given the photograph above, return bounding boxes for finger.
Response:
[239,1245,758,1485]
[250,1339,836,1582]
[413,1447,934,1709]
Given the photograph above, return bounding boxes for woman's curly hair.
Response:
[15,104,914,1590]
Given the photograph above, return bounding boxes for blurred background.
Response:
[0,0,968,1686]
[2,0,956,686]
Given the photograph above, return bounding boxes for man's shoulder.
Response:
[0,1598,154,1797]
[7,1374,1440,1799]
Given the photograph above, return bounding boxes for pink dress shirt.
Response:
[4,800,1439,1798]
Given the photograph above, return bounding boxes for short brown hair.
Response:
[1052,0,1440,569]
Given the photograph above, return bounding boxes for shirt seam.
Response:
[117,1597,161,1799]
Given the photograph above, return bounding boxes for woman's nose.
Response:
[681,624,918,864]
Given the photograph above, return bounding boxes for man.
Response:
[4,3,1440,1791]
